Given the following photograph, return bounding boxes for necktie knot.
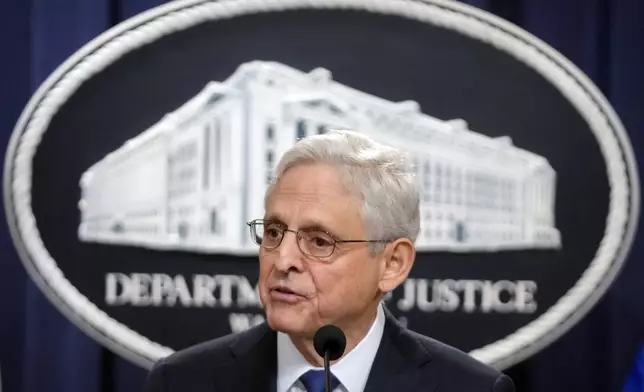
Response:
[299,369,340,392]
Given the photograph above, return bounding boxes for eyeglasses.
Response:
[246,219,390,258]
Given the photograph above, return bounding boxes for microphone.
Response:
[313,325,346,392]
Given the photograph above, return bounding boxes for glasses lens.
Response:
[252,221,283,248]
[299,230,335,257]
[250,222,263,245]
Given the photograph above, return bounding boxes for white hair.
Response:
[265,129,420,252]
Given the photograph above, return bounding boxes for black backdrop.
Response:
[1,0,643,391]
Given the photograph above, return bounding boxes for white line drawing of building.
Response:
[77,60,561,254]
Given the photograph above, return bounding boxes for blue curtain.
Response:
[1,0,643,391]
[623,345,644,392]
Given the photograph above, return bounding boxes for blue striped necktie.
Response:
[299,369,341,392]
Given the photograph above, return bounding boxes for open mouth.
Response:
[273,287,297,295]
[270,286,306,303]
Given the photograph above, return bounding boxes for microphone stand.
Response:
[324,349,331,392]
[314,325,345,392]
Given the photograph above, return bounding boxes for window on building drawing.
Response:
[423,161,430,187]
[210,210,218,234]
[297,120,306,140]
[203,124,210,190]
[267,124,275,141]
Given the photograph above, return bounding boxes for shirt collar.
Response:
[277,303,386,392]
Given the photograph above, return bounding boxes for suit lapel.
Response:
[213,323,278,392]
[364,307,437,392]
[212,306,437,392]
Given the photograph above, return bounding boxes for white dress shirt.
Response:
[276,303,386,392]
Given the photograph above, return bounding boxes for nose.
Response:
[274,230,305,273]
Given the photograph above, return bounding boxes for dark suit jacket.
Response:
[144,309,515,392]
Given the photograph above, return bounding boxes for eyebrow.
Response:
[262,214,342,239]
[262,213,285,224]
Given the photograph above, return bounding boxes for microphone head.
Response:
[313,325,346,361]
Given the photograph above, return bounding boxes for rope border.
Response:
[3,0,639,370]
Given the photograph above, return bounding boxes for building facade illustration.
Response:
[77,60,561,254]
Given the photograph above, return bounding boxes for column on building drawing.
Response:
[417,146,443,249]
[159,84,243,252]
[194,90,245,251]
[406,126,471,250]
[524,163,558,246]
[166,110,203,247]
[520,161,554,247]
[415,152,435,248]
[241,69,286,248]
[432,144,466,248]
[522,170,538,245]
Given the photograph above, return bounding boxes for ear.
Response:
[378,238,416,293]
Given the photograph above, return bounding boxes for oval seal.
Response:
[3,0,639,370]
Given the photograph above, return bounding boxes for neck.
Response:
[290,302,380,367]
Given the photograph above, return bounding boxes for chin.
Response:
[265,306,314,336]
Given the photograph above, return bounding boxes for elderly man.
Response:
[143,130,515,392]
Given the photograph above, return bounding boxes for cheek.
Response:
[310,268,340,295]
[311,259,378,303]
[258,256,273,291]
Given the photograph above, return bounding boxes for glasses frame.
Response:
[246,219,390,258]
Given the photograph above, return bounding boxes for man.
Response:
[143,130,515,392]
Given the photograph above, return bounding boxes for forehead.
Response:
[265,164,362,228]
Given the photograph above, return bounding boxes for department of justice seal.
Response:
[3,0,639,370]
